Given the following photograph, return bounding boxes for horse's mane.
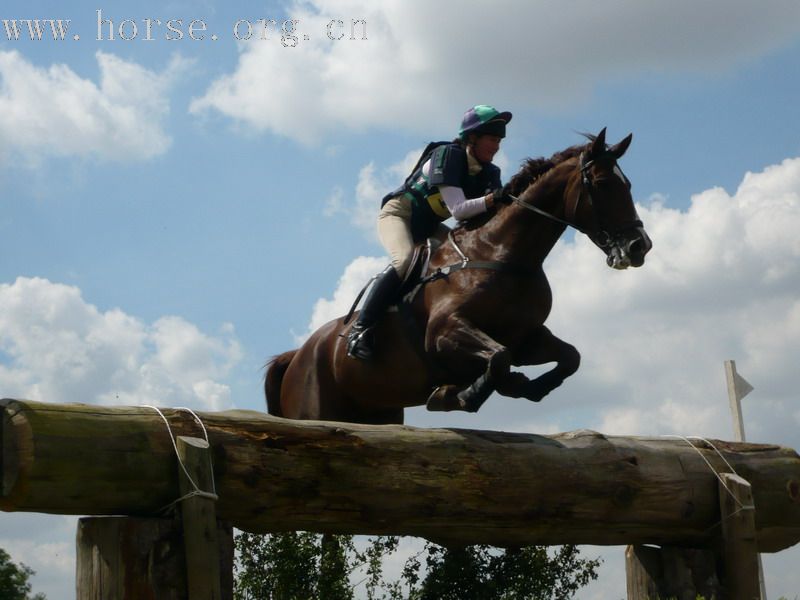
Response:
[506,138,592,196]
[458,135,594,232]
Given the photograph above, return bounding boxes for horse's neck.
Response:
[488,168,574,262]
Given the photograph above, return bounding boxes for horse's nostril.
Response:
[626,233,652,257]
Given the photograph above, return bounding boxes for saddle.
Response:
[399,242,433,298]
[342,242,432,326]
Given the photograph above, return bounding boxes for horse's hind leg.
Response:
[426,315,510,413]
[496,325,580,402]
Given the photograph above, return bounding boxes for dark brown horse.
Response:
[266,129,652,424]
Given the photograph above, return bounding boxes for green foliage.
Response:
[0,548,47,600]
[404,543,598,600]
[235,532,326,599]
[234,533,599,600]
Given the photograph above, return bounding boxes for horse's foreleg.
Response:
[426,315,510,413]
[496,326,580,402]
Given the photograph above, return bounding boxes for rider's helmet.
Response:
[459,105,513,141]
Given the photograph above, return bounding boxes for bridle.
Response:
[512,151,643,249]
[407,149,649,287]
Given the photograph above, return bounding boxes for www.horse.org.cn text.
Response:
[1,11,368,46]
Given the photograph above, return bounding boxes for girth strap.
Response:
[418,229,537,285]
[419,259,535,285]
[344,232,536,327]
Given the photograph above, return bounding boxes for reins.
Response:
[513,151,642,248]
[512,194,582,232]
[511,152,601,237]
[344,147,643,324]
[420,155,596,286]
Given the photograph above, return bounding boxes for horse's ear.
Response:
[609,133,633,159]
[590,127,607,157]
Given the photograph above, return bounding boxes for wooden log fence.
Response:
[3,398,800,598]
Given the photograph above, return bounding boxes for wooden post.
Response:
[719,473,760,600]
[626,545,722,600]
[76,517,186,600]
[76,517,233,600]
[176,436,223,600]
[724,360,766,599]
[625,544,661,599]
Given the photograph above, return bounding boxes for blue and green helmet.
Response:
[459,105,513,140]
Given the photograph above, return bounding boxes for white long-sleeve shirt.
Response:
[421,157,490,221]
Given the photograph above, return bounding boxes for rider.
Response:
[346,104,513,360]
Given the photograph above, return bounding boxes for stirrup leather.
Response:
[346,324,375,360]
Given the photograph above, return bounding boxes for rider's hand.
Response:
[490,184,514,205]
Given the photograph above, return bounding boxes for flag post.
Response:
[725,359,753,443]
[724,359,766,600]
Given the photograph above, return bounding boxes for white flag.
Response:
[734,371,754,400]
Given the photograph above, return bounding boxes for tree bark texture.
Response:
[3,399,800,551]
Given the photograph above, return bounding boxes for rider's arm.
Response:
[423,157,492,220]
[437,185,491,220]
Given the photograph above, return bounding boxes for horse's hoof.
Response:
[524,377,562,403]
[523,384,547,403]
[456,388,488,413]
[426,386,454,411]
[458,397,481,413]
[496,372,529,398]
[454,372,494,413]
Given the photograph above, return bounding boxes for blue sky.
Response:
[2,1,800,598]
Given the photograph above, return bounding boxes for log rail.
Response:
[2,398,800,551]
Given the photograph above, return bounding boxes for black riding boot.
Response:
[346,266,402,360]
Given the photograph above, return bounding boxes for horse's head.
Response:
[571,129,652,269]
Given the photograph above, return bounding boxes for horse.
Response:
[265,129,652,425]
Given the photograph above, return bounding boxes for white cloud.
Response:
[0,514,76,600]
[294,255,388,344]
[324,185,346,216]
[0,277,242,410]
[0,279,242,600]
[191,0,800,143]
[0,50,187,164]
[319,147,423,240]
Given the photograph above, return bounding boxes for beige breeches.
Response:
[377,196,449,275]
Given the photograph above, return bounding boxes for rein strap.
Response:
[511,194,585,233]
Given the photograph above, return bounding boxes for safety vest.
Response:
[382,142,501,241]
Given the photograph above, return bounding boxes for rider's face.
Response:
[470,134,502,164]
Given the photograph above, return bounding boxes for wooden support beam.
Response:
[625,545,722,599]
[719,473,760,600]
[176,436,223,600]
[3,399,800,550]
[625,544,661,599]
[75,517,233,600]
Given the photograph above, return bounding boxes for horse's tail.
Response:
[264,350,297,417]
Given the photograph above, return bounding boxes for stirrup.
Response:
[346,324,375,360]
